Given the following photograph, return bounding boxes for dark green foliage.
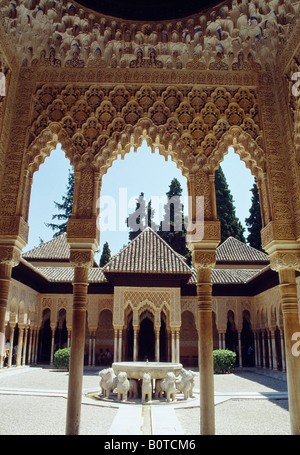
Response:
[46,169,74,237]
[53,347,70,369]
[215,167,245,243]
[245,180,263,251]
[126,192,157,241]
[157,178,191,265]
[100,241,111,267]
[213,349,236,373]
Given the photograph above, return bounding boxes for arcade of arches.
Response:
[3,231,293,373]
[0,0,300,436]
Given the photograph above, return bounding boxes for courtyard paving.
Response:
[0,365,290,436]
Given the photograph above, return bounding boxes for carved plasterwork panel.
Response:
[112,286,181,328]
[26,83,262,179]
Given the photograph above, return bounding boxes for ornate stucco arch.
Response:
[138,298,163,329]
[25,83,263,179]
[207,126,265,178]
[26,124,75,176]
[1,0,300,436]
[203,124,272,229]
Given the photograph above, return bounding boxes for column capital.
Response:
[70,249,94,269]
[113,326,124,332]
[0,245,21,268]
[192,250,216,269]
[269,249,300,273]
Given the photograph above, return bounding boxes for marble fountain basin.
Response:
[112,361,183,380]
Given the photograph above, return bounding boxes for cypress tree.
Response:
[99,241,111,267]
[215,167,245,243]
[158,178,191,265]
[126,192,157,241]
[245,180,263,251]
[45,169,74,237]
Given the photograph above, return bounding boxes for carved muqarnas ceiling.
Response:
[0,0,299,70]
[75,0,221,21]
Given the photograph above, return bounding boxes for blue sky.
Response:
[24,143,254,261]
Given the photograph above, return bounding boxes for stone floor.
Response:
[0,365,291,436]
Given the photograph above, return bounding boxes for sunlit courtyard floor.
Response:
[0,365,290,435]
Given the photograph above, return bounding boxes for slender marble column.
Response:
[268,331,273,369]
[0,264,12,369]
[278,268,300,434]
[16,325,24,367]
[195,264,215,435]
[66,266,89,435]
[50,325,55,366]
[171,331,175,362]
[133,327,138,362]
[27,327,33,366]
[7,323,14,368]
[280,329,286,372]
[88,334,92,366]
[114,329,118,363]
[262,332,266,368]
[271,330,277,370]
[155,328,160,362]
[118,329,122,362]
[175,330,180,363]
[22,326,28,366]
[34,329,39,364]
[238,331,242,367]
[92,333,96,366]
[254,332,258,367]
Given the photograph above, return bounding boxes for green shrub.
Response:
[213,349,236,373]
[53,347,70,369]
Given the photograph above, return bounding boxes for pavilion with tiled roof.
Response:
[19,228,272,286]
[8,227,283,370]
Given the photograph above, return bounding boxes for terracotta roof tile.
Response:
[36,266,107,283]
[188,268,263,285]
[216,237,269,264]
[103,227,192,275]
[23,233,70,261]
[21,229,270,286]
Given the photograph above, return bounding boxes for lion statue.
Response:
[160,372,177,402]
[99,368,117,398]
[141,372,152,402]
[175,368,195,400]
[117,372,130,401]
